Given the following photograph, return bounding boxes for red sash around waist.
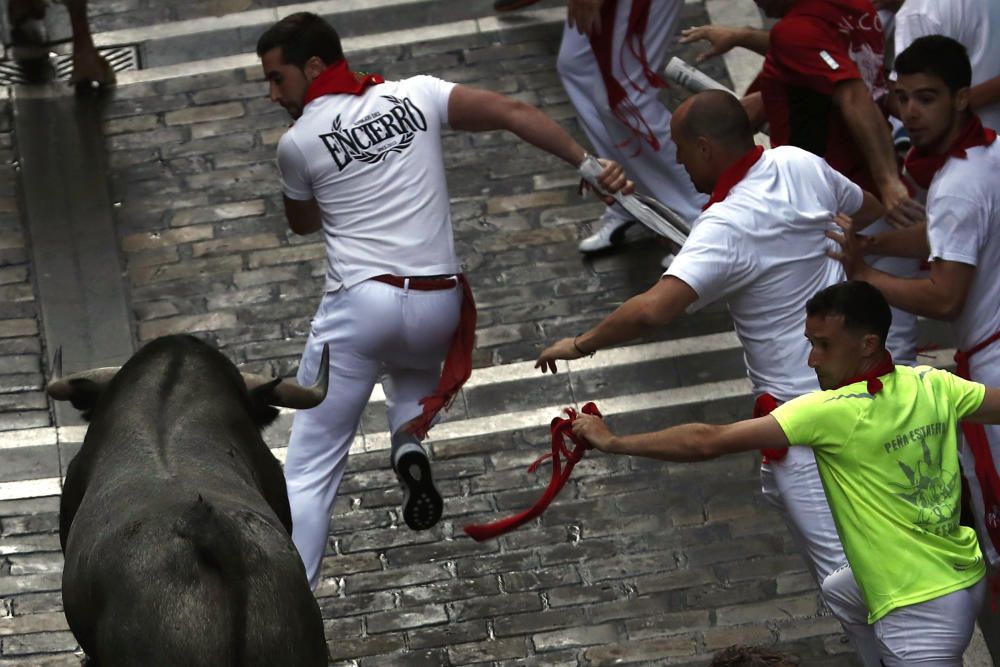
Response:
[755,393,787,463]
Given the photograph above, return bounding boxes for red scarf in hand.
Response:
[904,115,997,190]
[832,352,895,395]
[303,59,385,106]
[703,145,764,211]
[464,402,602,541]
[589,0,666,154]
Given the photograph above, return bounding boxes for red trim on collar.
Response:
[832,352,895,395]
[904,115,997,190]
[303,59,385,107]
[702,145,764,211]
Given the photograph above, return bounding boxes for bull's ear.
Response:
[248,378,282,427]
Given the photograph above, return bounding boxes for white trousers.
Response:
[823,564,985,666]
[761,447,883,666]
[557,0,706,224]
[958,342,1000,566]
[285,279,462,588]
[865,219,920,366]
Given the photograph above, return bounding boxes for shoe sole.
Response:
[397,451,443,531]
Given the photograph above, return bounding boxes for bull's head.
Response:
[46,343,330,418]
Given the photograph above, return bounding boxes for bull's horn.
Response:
[46,367,121,401]
[242,344,330,409]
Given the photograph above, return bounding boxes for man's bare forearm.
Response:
[608,423,718,461]
[732,27,770,55]
[835,82,899,193]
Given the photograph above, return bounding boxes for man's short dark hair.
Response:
[256,12,344,68]
[805,280,891,346]
[895,35,972,93]
[711,645,800,666]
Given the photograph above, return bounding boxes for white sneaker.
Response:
[578,217,636,253]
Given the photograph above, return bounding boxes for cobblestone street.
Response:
[0,1,969,665]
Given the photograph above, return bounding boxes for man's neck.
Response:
[926,112,973,155]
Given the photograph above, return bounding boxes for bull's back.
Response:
[62,492,326,666]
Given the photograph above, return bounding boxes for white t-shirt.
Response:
[666,146,862,402]
[925,140,1000,352]
[278,75,460,291]
[894,0,1000,131]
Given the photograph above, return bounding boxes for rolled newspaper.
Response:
[578,155,690,246]
[663,56,737,96]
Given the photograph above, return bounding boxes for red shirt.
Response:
[757,0,888,194]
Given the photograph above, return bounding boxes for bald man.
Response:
[536,91,885,665]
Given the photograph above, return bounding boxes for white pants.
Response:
[863,220,920,366]
[958,342,1000,566]
[285,279,462,588]
[823,564,985,666]
[557,0,706,224]
[761,447,882,666]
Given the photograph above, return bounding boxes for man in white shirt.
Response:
[257,12,628,589]
[537,90,886,665]
[557,0,707,255]
[830,35,1000,569]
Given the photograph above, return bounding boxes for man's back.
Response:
[278,75,460,291]
[667,146,856,401]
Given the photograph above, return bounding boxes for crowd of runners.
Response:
[251,0,1000,664]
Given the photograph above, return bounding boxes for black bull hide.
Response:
[53,335,327,666]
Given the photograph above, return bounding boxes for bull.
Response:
[47,334,330,666]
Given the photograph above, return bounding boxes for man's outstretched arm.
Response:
[968,387,1000,425]
[535,276,698,373]
[572,413,790,462]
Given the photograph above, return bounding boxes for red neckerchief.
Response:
[832,352,895,395]
[702,145,765,211]
[904,115,997,190]
[589,0,666,154]
[302,59,385,107]
[464,403,601,541]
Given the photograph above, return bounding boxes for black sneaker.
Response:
[394,444,443,531]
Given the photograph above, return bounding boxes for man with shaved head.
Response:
[538,90,885,664]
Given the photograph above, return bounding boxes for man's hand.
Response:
[679,25,742,62]
[826,213,872,279]
[567,0,604,35]
[535,337,585,374]
[582,158,634,205]
[880,177,926,229]
[571,413,616,452]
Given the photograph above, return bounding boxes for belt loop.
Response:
[403,277,410,293]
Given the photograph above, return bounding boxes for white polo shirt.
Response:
[894,0,1000,131]
[666,146,862,402]
[278,75,461,291]
[926,140,1000,353]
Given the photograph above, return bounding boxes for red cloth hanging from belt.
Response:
[589,0,666,154]
[464,402,602,541]
[372,273,476,440]
[954,329,1000,558]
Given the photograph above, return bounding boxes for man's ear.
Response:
[304,56,327,81]
[955,86,970,113]
[861,334,882,357]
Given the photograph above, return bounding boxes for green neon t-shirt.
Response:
[771,364,986,623]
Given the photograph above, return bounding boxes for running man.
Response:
[257,12,629,589]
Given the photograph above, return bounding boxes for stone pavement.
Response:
[0,1,976,665]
